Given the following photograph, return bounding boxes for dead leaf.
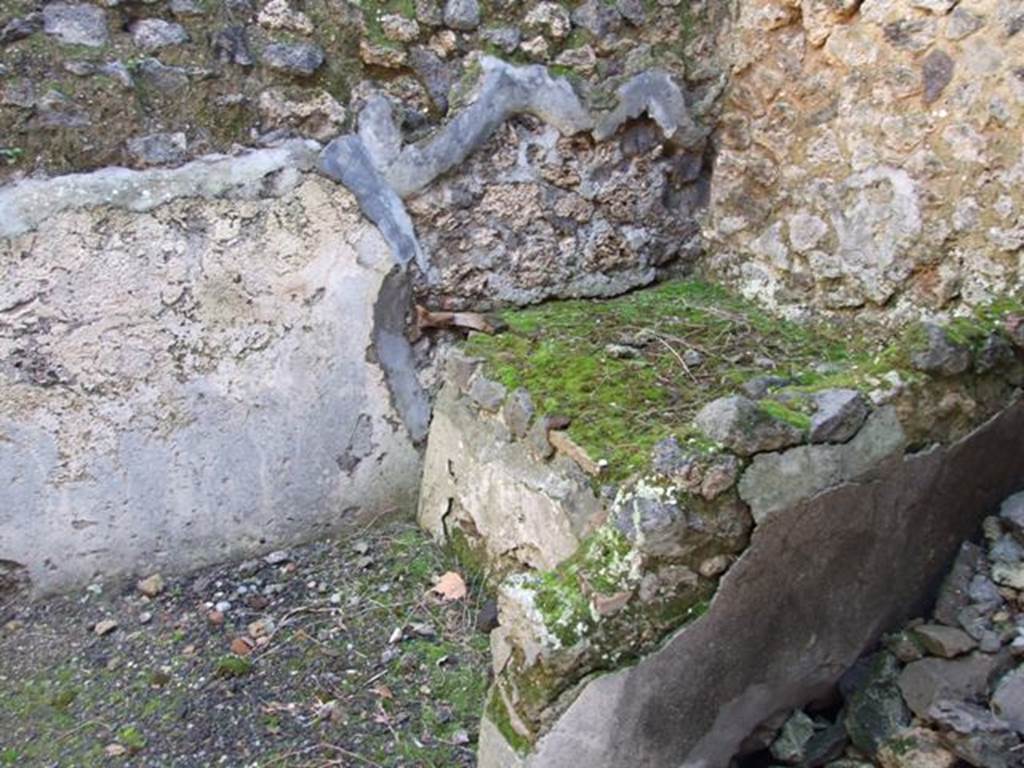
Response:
[230,636,254,656]
[105,744,128,757]
[431,571,467,602]
[372,684,393,700]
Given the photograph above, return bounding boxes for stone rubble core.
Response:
[417,294,1024,767]
[751,490,1024,768]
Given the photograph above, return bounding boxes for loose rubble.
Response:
[744,490,1024,768]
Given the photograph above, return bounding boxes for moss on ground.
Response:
[464,280,1024,481]
[463,280,885,479]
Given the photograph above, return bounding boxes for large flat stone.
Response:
[480,401,1024,767]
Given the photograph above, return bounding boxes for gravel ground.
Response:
[0,519,492,767]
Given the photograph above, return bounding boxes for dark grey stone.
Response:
[1000,491,1024,536]
[899,653,1011,719]
[498,402,1024,768]
[741,375,790,399]
[126,132,187,166]
[991,666,1024,732]
[769,710,815,764]
[615,0,645,26]
[809,388,870,444]
[212,25,253,66]
[501,388,534,439]
[694,395,803,457]
[481,26,521,53]
[261,41,325,76]
[135,58,191,90]
[466,372,507,412]
[443,0,479,30]
[928,699,1010,734]
[922,49,955,104]
[571,0,621,37]
[1,13,42,46]
[912,624,978,659]
[911,323,971,376]
[42,3,108,47]
[844,652,911,756]
[976,332,1016,373]
[934,541,983,626]
[131,18,188,50]
[943,729,1022,768]
[409,46,454,113]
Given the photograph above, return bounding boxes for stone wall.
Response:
[0,149,421,593]
[705,0,1024,317]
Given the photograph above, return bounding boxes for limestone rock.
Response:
[381,13,420,42]
[912,624,977,659]
[992,562,1024,590]
[738,407,906,523]
[809,388,869,443]
[126,132,187,166]
[258,88,346,141]
[991,666,1024,732]
[694,395,803,457]
[261,41,325,76]
[443,0,479,31]
[258,0,313,34]
[524,2,572,40]
[876,727,958,768]
[945,7,985,39]
[898,653,1008,719]
[501,389,534,439]
[911,324,971,377]
[466,372,507,412]
[130,18,188,50]
[844,652,912,756]
[42,3,108,47]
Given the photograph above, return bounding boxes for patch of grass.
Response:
[118,725,147,752]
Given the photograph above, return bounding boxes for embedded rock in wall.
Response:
[0,149,421,593]
[707,0,1024,315]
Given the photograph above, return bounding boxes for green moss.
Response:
[214,656,253,678]
[758,400,811,432]
[464,279,879,481]
[486,689,533,755]
[118,726,147,752]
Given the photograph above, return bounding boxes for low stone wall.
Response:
[0,149,421,593]
[418,295,1024,767]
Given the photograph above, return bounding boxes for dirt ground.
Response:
[0,518,492,767]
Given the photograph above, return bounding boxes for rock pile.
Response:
[751,490,1024,768]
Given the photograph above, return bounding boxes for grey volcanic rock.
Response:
[42,3,108,47]
[1,13,42,46]
[261,41,325,75]
[912,323,971,376]
[212,25,253,66]
[443,0,479,30]
[126,132,187,166]
[467,372,507,412]
[480,26,520,53]
[1000,491,1024,535]
[912,624,977,658]
[899,653,1009,719]
[131,18,189,50]
[809,388,869,443]
[922,49,955,104]
[501,389,534,439]
[769,711,815,763]
[694,395,803,457]
[843,652,911,756]
[992,666,1024,733]
[934,542,984,626]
